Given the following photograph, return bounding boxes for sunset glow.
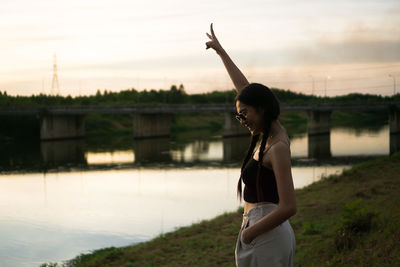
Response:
[1,0,399,96]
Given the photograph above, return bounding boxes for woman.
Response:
[205,23,297,267]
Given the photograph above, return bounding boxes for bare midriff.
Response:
[244,201,275,213]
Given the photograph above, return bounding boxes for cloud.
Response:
[288,22,400,65]
[61,53,220,72]
[60,36,400,74]
[289,39,400,65]
[234,21,400,67]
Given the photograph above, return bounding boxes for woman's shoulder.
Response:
[253,134,290,161]
[267,127,290,150]
[268,139,290,153]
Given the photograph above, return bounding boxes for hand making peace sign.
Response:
[205,23,224,55]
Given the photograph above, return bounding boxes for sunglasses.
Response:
[235,113,247,123]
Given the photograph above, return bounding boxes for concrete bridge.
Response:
[1,103,400,157]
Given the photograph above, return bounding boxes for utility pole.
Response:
[51,53,60,95]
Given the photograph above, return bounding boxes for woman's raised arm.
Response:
[205,23,249,94]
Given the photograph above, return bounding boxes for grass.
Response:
[41,152,400,267]
[292,154,400,266]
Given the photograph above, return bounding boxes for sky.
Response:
[1,0,399,97]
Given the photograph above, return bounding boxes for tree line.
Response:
[0,84,398,107]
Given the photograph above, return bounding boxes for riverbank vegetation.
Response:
[41,153,400,267]
[1,84,398,107]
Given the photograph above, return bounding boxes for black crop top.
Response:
[241,158,279,204]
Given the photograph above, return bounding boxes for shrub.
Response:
[302,222,321,235]
[334,199,377,251]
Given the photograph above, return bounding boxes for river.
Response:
[0,125,396,267]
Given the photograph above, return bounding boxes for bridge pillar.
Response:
[132,114,171,139]
[307,110,332,158]
[222,136,249,162]
[223,113,249,137]
[307,110,332,135]
[40,115,85,140]
[389,106,400,134]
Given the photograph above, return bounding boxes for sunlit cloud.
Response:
[289,40,400,65]
[0,0,399,96]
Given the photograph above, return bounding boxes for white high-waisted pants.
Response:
[235,203,295,267]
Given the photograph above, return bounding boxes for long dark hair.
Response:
[236,83,280,201]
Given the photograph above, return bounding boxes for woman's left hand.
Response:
[241,228,254,245]
[205,23,224,55]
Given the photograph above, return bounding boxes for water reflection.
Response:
[308,134,331,159]
[86,126,396,167]
[222,137,249,162]
[86,151,134,165]
[171,140,223,162]
[132,138,172,163]
[292,165,350,188]
[41,139,86,166]
[0,125,395,172]
[390,133,400,155]
[331,127,389,156]
[84,126,392,167]
[0,141,41,171]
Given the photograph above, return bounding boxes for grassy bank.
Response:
[42,153,400,267]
